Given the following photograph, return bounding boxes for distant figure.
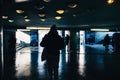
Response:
[103,34,110,51]
[65,34,70,45]
[88,35,94,45]
[40,24,64,80]
[65,34,70,52]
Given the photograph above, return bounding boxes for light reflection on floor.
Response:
[14,44,120,80]
[79,54,86,77]
[78,44,86,77]
[15,44,87,79]
[15,47,31,77]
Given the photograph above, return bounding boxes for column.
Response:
[69,29,78,53]
[3,29,16,80]
[67,29,79,68]
[0,26,3,80]
[3,29,16,68]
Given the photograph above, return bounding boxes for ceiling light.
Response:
[41,19,46,21]
[43,0,51,3]
[8,19,14,23]
[56,10,64,14]
[26,27,50,30]
[35,5,45,10]
[15,0,28,3]
[38,13,45,17]
[107,0,114,4]
[55,16,62,20]
[2,16,8,19]
[16,9,24,14]
[73,14,77,17]
[68,3,77,8]
[90,29,109,31]
[17,29,30,31]
[24,16,28,18]
[25,18,30,22]
[35,2,45,10]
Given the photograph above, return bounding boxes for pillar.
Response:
[69,29,78,53]
[0,26,3,80]
[67,29,79,67]
[3,29,16,70]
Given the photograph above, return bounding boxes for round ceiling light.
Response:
[56,10,64,14]
[107,0,114,4]
[43,0,51,3]
[41,18,46,21]
[2,16,8,19]
[68,3,77,8]
[16,9,24,14]
[55,16,62,20]
[38,13,46,17]
[25,18,30,22]
[8,19,14,23]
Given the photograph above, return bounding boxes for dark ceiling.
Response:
[1,0,120,30]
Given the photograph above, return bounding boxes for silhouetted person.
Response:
[88,35,94,45]
[112,33,120,53]
[103,34,110,51]
[65,34,70,52]
[65,34,70,45]
[40,24,64,80]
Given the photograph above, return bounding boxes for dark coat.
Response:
[40,31,64,56]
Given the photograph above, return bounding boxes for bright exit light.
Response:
[16,30,30,43]
[91,29,109,31]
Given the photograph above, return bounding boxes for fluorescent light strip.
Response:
[26,27,50,30]
[91,29,109,31]
[15,0,28,3]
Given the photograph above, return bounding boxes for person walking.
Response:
[103,34,110,51]
[65,34,70,52]
[40,24,64,80]
[65,34,70,46]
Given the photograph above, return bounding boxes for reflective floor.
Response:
[2,44,120,80]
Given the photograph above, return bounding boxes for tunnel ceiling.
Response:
[1,0,120,30]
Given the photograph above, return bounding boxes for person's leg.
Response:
[47,60,53,80]
[53,56,59,80]
[53,66,58,80]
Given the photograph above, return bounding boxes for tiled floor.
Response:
[2,44,120,80]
